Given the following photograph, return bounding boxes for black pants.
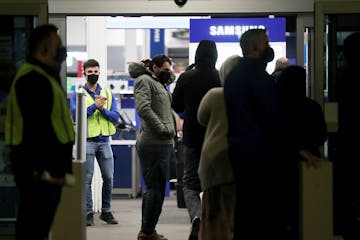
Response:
[136,142,173,233]
[15,177,62,240]
[333,149,360,240]
[232,159,298,240]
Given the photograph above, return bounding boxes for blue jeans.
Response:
[86,141,114,214]
[182,145,202,222]
[136,142,173,233]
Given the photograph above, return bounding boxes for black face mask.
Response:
[87,74,99,85]
[262,46,275,63]
[158,71,171,85]
[55,47,67,63]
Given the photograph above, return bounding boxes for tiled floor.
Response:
[87,193,190,240]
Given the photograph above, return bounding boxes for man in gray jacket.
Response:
[129,54,176,240]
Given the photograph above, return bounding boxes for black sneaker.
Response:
[188,216,200,240]
[86,213,94,226]
[100,211,118,224]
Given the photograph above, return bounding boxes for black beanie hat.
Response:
[195,40,218,62]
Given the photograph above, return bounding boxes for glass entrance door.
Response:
[0,1,47,235]
[314,1,360,239]
[325,12,360,240]
[0,15,37,237]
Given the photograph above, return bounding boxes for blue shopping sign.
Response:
[150,29,165,58]
[190,18,286,43]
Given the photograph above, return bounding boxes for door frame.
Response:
[0,2,47,25]
[297,13,314,98]
[314,0,360,107]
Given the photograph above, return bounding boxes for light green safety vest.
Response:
[83,88,116,138]
[5,63,75,145]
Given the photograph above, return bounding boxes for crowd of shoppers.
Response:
[4,22,337,240]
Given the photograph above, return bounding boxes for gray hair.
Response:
[219,55,241,86]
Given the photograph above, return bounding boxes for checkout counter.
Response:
[110,138,141,198]
[109,77,141,198]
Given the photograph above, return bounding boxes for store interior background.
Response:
[65,15,297,129]
[66,16,198,129]
[66,15,297,82]
[2,1,360,239]
[63,15,297,215]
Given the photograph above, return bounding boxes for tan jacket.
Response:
[197,87,234,190]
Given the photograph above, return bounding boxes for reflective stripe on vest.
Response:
[5,63,75,145]
[83,88,116,138]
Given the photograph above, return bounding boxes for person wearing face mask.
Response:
[4,24,75,240]
[223,29,295,239]
[171,39,221,240]
[69,59,120,226]
[128,54,176,240]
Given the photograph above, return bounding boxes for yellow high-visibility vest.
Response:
[82,88,116,138]
[5,63,75,145]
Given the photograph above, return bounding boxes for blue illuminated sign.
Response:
[190,18,286,43]
[150,29,164,58]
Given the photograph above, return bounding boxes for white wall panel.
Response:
[67,16,86,46]
[107,29,125,46]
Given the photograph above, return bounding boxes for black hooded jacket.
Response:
[172,64,220,148]
[172,40,221,148]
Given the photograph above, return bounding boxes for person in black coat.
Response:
[277,65,328,239]
[335,31,360,240]
[277,65,327,158]
[224,29,293,239]
[172,39,221,240]
[5,24,74,240]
